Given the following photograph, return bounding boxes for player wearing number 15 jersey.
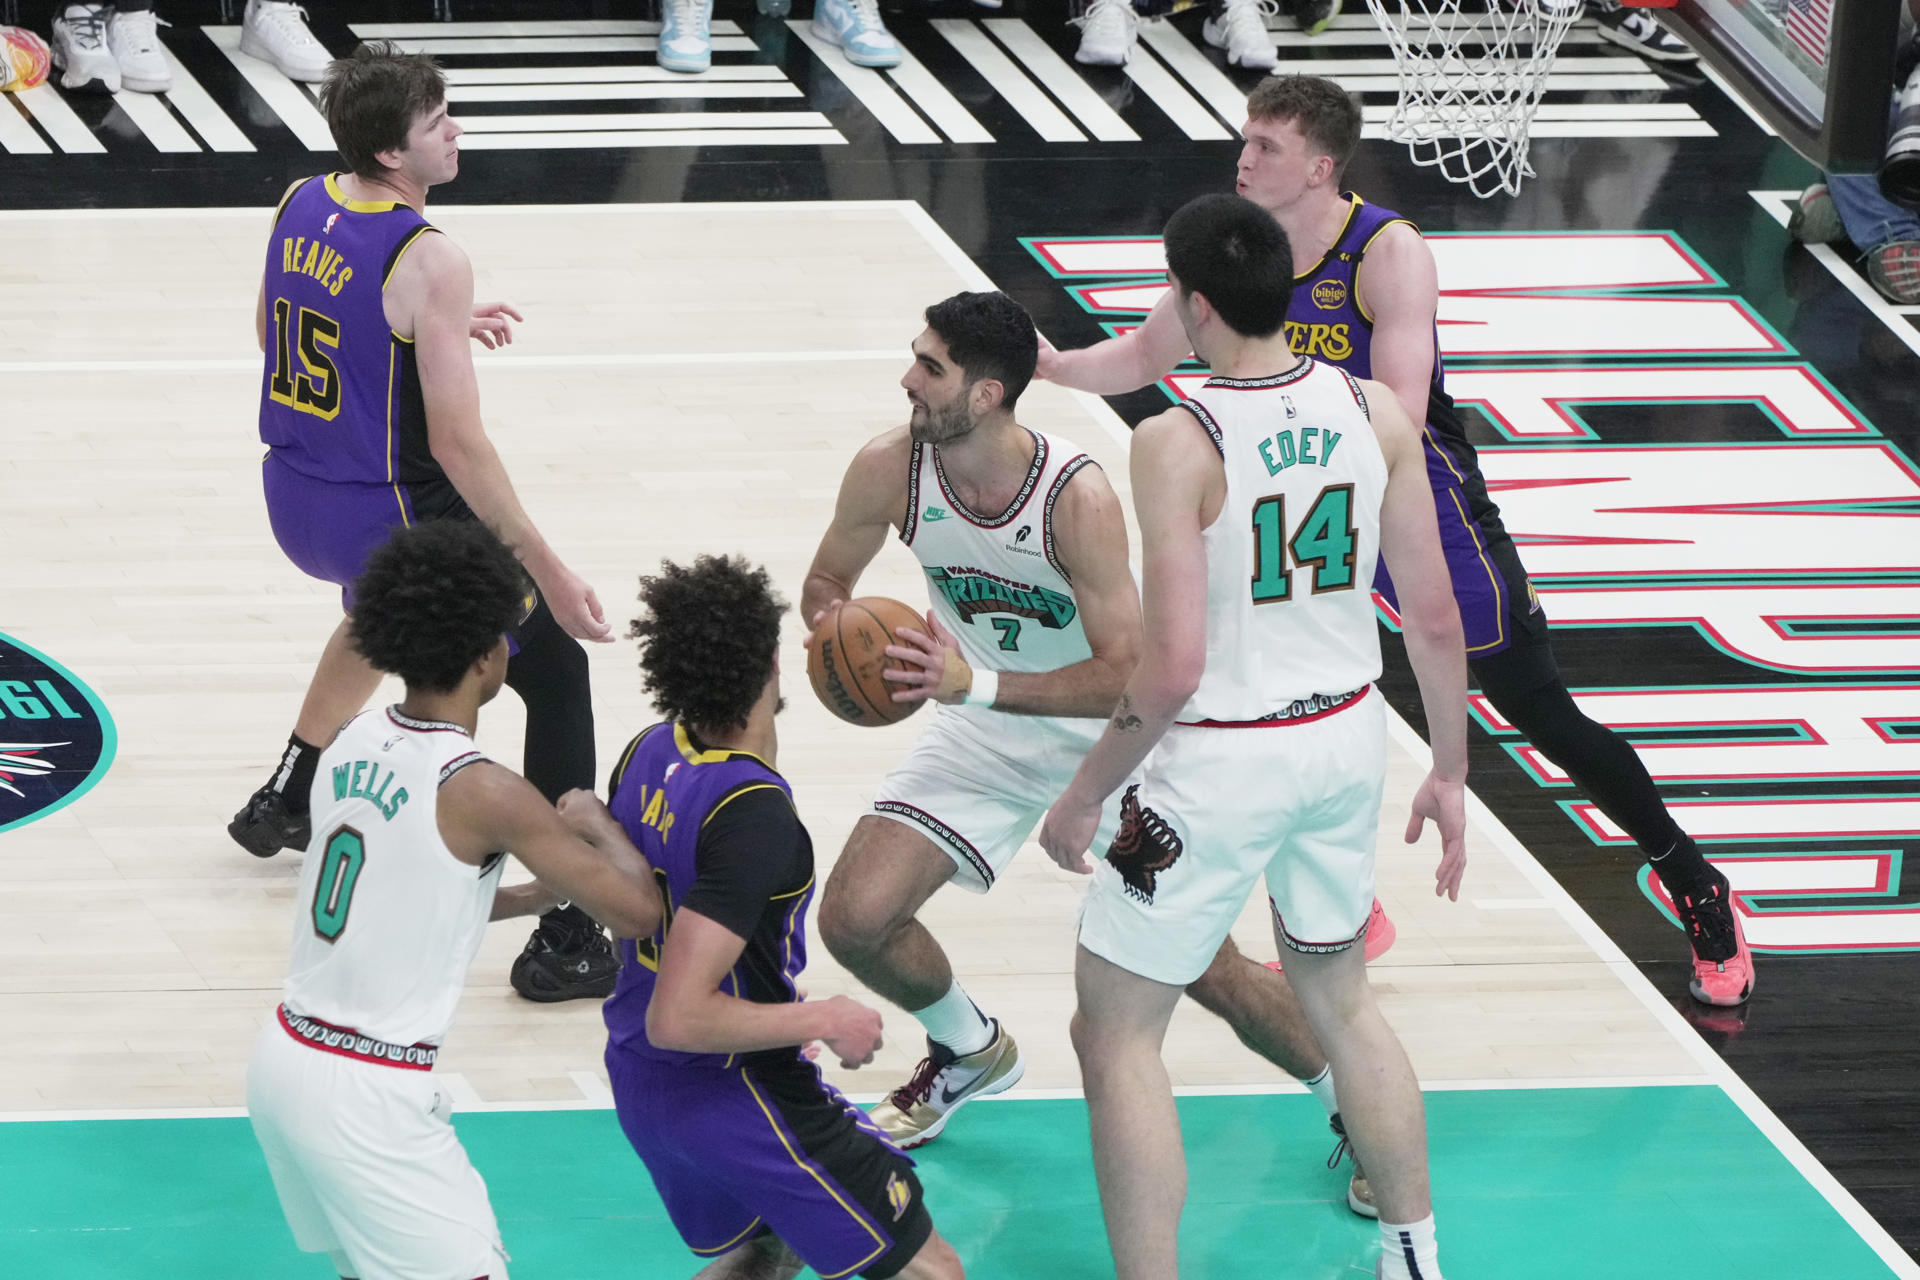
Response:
[248,521,660,1280]
[232,41,626,1007]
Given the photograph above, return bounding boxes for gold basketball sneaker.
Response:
[870,1020,1024,1148]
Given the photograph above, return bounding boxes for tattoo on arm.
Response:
[1112,693,1145,734]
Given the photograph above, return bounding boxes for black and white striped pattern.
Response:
[0,14,1712,154]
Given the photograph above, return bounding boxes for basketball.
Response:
[807,597,928,727]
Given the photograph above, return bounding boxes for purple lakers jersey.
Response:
[1285,194,1530,654]
[602,722,814,1070]
[259,174,445,487]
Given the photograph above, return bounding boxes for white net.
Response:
[1363,0,1581,198]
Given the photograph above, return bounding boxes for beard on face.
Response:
[909,392,976,445]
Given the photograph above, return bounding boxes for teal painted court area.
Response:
[0,1087,1895,1279]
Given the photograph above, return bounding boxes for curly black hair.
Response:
[349,521,528,693]
[924,291,1038,411]
[629,555,787,733]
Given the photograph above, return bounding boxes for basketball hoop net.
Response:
[1363,0,1580,198]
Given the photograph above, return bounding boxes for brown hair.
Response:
[1245,75,1363,181]
[318,42,448,180]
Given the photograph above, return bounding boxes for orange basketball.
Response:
[807,597,928,727]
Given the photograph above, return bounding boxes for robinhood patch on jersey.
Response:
[0,631,116,836]
[927,566,1077,629]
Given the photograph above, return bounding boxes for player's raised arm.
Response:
[1368,378,1469,899]
[1354,223,1441,431]
[1038,407,1214,871]
[1037,292,1192,396]
[799,428,912,629]
[883,463,1142,718]
[438,762,662,938]
[402,233,611,643]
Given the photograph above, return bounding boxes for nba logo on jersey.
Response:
[323,212,339,235]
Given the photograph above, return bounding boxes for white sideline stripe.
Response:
[1270,25,1607,46]
[0,94,53,154]
[568,1070,615,1105]
[894,195,1920,1280]
[455,111,835,132]
[787,22,941,144]
[983,18,1139,142]
[0,1073,1717,1123]
[885,42,994,143]
[1704,61,1780,136]
[354,20,693,37]
[1335,72,1670,92]
[0,349,907,375]
[1138,22,1250,129]
[158,47,255,151]
[1123,43,1232,140]
[15,84,105,153]
[205,26,333,151]
[379,35,760,55]
[448,82,805,102]
[1752,189,1920,364]
[443,64,787,84]
[112,89,201,153]
[933,19,1084,142]
[439,1073,485,1109]
[458,129,846,149]
[1270,55,1650,75]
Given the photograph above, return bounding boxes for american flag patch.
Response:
[1785,0,1833,67]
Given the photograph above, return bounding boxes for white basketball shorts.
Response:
[870,704,1125,893]
[247,1018,509,1280]
[1079,687,1386,986]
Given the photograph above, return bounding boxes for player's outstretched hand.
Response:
[537,563,614,643]
[469,301,524,350]
[884,612,969,704]
[1405,771,1467,901]
[556,788,615,843]
[1038,791,1099,875]
[801,602,842,651]
[818,995,884,1069]
[1034,338,1062,383]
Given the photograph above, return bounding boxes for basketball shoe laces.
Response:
[1220,0,1280,49]
[664,0,705,33]
[1676,880,1738,964]
[64,4,111,53]
[114,9,169,58]
[887,1041,959,1112]
[846,0,888,35]
[253,2,318,46]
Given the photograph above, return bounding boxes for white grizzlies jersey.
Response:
[901,427,1099,681]
[280,706,505,1050]
[1179,359,1388,723]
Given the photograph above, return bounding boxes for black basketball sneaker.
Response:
[510,907,621,1002]
[228,784,311,858]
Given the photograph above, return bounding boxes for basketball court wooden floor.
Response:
[0,198,1911,1278]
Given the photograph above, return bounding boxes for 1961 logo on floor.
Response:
[0,632,115,835]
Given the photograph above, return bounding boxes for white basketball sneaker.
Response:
[1074,0,1139,66]
[1203,0,1279,71]
[50,3,119,95]
[241,0,331,83]
[107,8,170,93]
[811,0,902,69]
[658,0,715,74]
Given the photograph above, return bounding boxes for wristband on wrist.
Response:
[963,668,999,708]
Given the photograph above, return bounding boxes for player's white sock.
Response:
[911,981,995,1056]
[1379,1215,1443,1280]
[1303,1063,1339,1118]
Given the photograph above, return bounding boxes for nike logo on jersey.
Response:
[923,506,950,522]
